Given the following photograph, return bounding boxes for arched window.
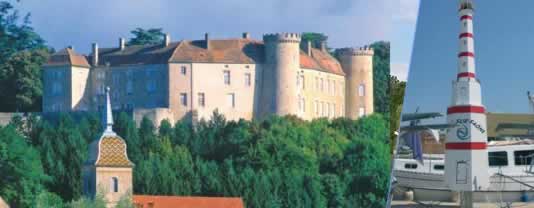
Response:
[111,177,119,193]
[358,84,365,96]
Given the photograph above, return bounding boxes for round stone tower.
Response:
[263,33,301,116]
[338,46,374,119]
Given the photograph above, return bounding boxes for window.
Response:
[489,151,508,166]
[245,73,251,86]
[112,74,119,84]
[332,81,336,95]
[126,71,133,80]
[320,78,324,91]
[227,93,235,108]
[299,97,305,112]
[99,84,105,95]
[146,81,156,93]
[359,84,365,96]
[111,177,119,193]
[181,66,187,75]
[180,93,187,106]
[332,104,336,117]
[126,81,133,95]
[359,107,365,117]
[463,40,467,45]
[327,80,332,94]
[315,77,319,90]
[321,102,326,117]
[314,101,319,116]
[404,163,418,169]
[514,150,534,165]
[52,82,62,95]
[433,165,444,170]
[300,75,305,90]
[198,93,205,107]
[224,70,231,85]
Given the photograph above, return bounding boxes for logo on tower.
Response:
[456,123,470,140]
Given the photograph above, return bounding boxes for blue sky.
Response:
[403,0,534,116]
[14,0,417,81]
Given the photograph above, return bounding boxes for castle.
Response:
[42,32,374,125]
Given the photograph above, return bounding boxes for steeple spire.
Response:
[103,86,115,135]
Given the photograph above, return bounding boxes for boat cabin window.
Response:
[404,163,418,169]
[433,164,444,170]
[514,150,534,165]
[489,151,508,166]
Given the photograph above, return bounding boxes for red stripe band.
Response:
[457,72,475,78]
[461,15,472,20]
[447,105,485,114]
[458,52,475,57]
[446,142,487,150]
[459,33,473,38]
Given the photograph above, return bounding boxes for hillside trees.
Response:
[1,111,390,207]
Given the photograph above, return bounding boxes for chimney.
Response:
[164,33,171,47]
[320,41,327,52]
[306,40,311,56]
[242,32,250,39]
[92,43,99,66]
[119,38,125,50]
[204,33,210,49]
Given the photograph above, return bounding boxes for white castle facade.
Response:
[42,33,374,125]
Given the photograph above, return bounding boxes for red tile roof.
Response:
[45,48,90,67]
[132,195,245,208]
[45,38,344,75]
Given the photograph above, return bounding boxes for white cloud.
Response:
[392,0,420,23]
[391,63,409,81]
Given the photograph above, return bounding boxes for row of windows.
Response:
[489,150,534,167]
[403,163,444,171]
[179,93,236,108]
[313,101,340,118]
[314,77,342,96]
[223,71,252,87]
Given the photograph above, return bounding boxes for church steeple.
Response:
[84,86,133,207]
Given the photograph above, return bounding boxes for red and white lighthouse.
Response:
[445,0,489,191]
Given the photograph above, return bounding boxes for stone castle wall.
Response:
[42,34,375,125]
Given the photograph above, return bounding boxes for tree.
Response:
[370,41,390,114]
[0,124,47,207]
[0,1,51,111]
[37,114,88,201]
[127,28,164,46]
[389,76,406,152]
[301,32,328,49]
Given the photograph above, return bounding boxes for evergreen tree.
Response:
[127,28,164,46]
[0,124,47,207]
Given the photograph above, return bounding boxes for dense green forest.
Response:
[1,112,390,207]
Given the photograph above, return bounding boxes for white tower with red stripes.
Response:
[445,0,489,191]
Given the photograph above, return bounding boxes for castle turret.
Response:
[338,46,374,119]
[263,33,301,116]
